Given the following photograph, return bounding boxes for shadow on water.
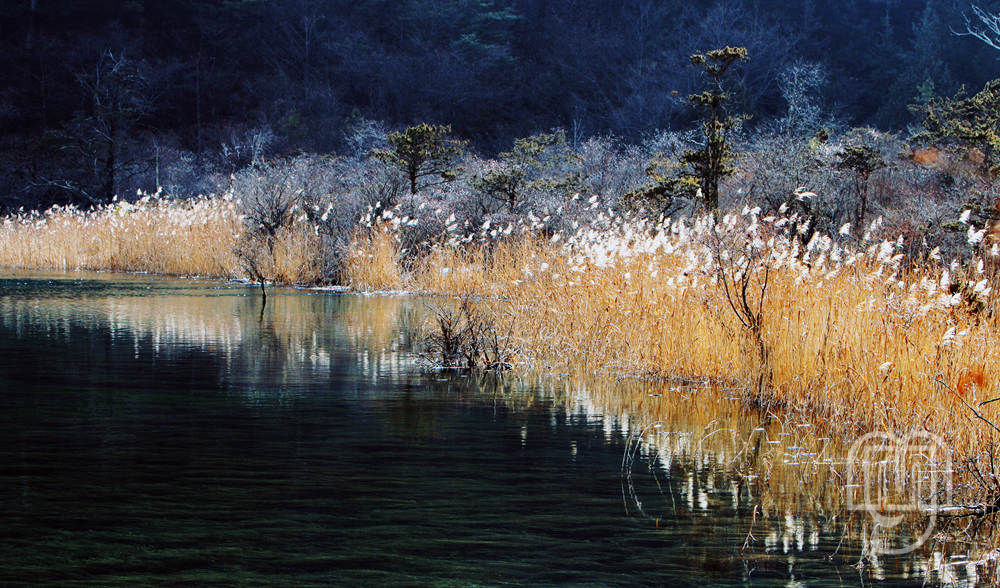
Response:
[0,269,994,584]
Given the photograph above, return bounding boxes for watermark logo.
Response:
[846,431,952,555]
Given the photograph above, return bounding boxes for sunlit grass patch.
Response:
[0,194,242,277]
[342,226,405,292]
[353,208,1000,465]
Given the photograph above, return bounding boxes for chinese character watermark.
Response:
[846,431,952,555]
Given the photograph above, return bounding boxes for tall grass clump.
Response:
[342,225,404,291]
[0,193,242,276]
[341,203,408,292]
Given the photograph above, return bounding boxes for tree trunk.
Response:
[102,117,117,203]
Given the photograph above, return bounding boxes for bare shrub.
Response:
[342,116,390,159]
[230,155,337,283]
[735,132,837,216]
[711,215,773,395]
[217,124,275,176]
[341,157,407,210]
[421,296,515,370]
[576,136,647,207]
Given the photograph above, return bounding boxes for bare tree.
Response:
[777,61,827,134]
[711,217,773,394]
[60,49,150,204]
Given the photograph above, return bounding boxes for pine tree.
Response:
[630,47,748,213]
[914,79,1000,175]
[374,124,466,194]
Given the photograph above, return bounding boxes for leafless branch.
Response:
[954,5,1000,52]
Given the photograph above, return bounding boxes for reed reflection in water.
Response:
[490,373,999,584]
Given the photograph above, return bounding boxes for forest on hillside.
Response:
[0,0,998,211]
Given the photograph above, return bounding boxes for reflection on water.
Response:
[0,270,995,584]
[490,376,1000,585]
[0,270,418,392]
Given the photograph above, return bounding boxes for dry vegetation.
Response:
[0,194,242,276]
[346,206,1000,483]
[7,177,1000,514]
[340,228,405,291]
[0,192,324,283]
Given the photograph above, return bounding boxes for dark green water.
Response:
[0,271,972,585]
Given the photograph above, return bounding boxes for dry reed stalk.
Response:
[342,226,405,291]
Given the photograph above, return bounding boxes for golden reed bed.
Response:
[0,195,241,276]
[346,209,1000,470]
[0,195,321,283]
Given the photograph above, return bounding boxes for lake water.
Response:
[0,271,985,585]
